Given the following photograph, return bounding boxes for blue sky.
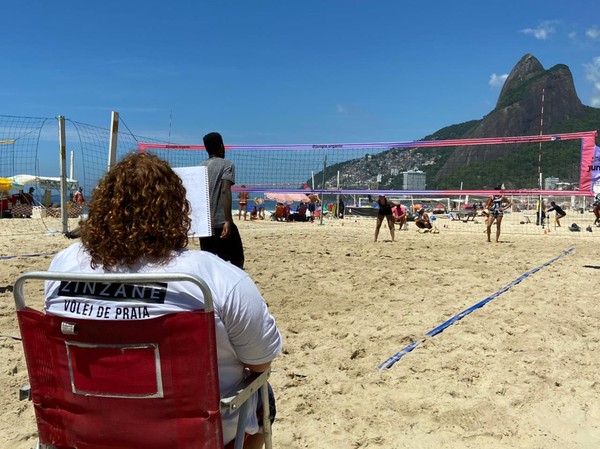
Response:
[2,0,599,149]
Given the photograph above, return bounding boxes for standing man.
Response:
[200,132,245,269]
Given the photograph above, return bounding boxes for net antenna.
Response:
[168,110,173,145]
[538,89,545,228]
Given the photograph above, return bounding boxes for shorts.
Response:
[256,383,276,426]
[199,222,245,269]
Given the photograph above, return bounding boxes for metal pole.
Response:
[336,170,340,219]
[319,156,327,225]
[108,111,119,171]
[58,116,68,234]
[538,89,545,227]
[69,151,74,181]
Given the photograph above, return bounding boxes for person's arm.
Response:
[502,196,512,211]
[221,179,233,238]
[244,361,272,373]
[221,276,283,373]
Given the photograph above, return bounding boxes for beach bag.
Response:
[569,223,580,232]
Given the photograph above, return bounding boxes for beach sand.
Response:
[1,215,599,449]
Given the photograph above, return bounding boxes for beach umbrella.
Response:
[0,177,24,190]
[10,174,38,185]
[264,192,310,204]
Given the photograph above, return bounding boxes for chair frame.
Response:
[15,271,272,449]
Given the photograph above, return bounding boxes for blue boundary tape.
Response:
[377,247,575,370]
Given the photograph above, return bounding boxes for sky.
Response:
[2,0,600,153]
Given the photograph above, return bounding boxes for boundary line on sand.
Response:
[0,252,57,261]
[377,247,575,370]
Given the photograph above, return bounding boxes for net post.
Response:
[319,156,327,225]
[108,111,119,171]
[58,116,68,234]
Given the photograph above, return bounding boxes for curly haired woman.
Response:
[44,153,282,449]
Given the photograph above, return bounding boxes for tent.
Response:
[6,174,78,191]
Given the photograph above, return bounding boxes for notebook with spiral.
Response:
[173,166,212,237]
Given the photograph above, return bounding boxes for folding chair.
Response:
[14,271,273,449]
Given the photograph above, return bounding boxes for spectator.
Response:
[20,187,37,205]
[74,187,86,206]
[414,208,439,234]
[44,152,282,448]
[392,204,407,230]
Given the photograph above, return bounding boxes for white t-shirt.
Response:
[44,243,282,445]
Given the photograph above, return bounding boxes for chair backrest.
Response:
[15,272,223,449]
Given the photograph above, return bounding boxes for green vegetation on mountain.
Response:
[314,55,599,191]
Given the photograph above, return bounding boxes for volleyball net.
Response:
[137,131,599,197]
[137,131,600,236]
[1,110,599,237]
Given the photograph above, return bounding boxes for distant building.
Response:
[402,170,426,190]
[544,177,559,190]
[556,182,572,191]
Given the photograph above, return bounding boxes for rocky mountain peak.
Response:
[496,54,544,108]
[433,54,587,181]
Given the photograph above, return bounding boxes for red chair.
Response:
[14,272,273,449]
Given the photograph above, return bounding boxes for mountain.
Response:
[321,54,600,191]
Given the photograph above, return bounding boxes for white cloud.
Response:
[520,20,558,40]
[336,104,347,114]
[583,56,600,107]
[489,73,508,88]
[586,27,600,40]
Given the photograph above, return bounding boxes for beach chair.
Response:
[14,271,273,449]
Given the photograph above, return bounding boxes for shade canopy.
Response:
[264,192,310,204]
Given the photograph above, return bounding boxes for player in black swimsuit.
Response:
[374,195,396,242]
[485,185,512,243]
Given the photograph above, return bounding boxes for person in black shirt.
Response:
[546,201,566,227]
[374,195,395,242]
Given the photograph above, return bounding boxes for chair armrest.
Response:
[220,369,271,413]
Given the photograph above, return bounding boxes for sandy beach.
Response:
[1,215,599,449]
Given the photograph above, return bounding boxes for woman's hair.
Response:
[80,152,191,269]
